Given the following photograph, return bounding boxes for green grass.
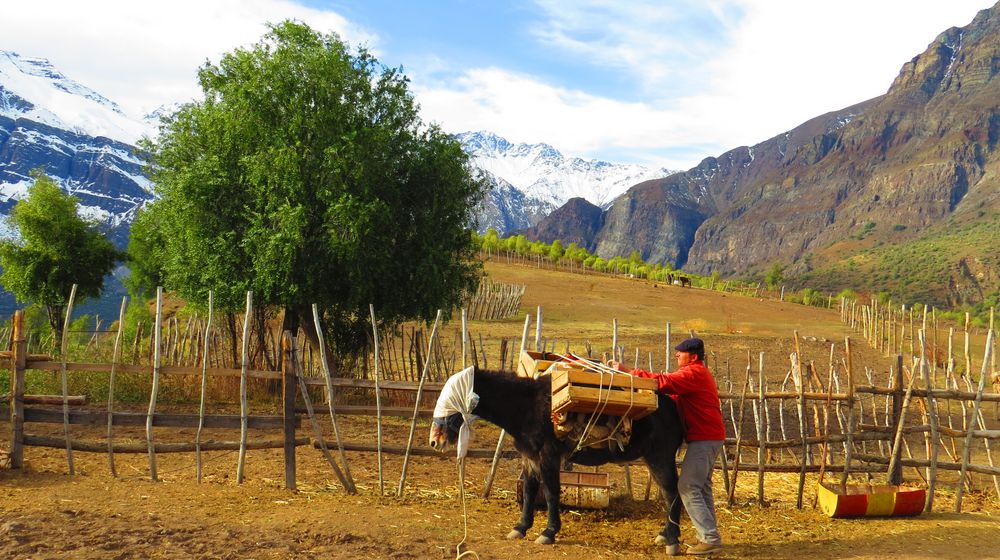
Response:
[799,212,1000,321]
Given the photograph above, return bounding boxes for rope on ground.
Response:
[118,449,239,481]
[455,458,480,560]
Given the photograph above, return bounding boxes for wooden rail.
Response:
[0,406,298,430]
[26,435,310,454]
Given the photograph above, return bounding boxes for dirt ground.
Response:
[2,413,1000,560]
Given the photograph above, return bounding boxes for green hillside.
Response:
[797,212,999,323]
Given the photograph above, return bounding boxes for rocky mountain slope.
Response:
[0,51,154,246]
[530,4,1000,306]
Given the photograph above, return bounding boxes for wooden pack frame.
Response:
[550,365,658,420]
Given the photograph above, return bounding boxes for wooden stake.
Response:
[313,304,356,493]
[106,296,127,477]
[727,350,752,506]
[9,310,26,468]
[840,336,856,494]
[399,310,442,497]
[294,335,350,490]
[666,322,672,371]
[461,308,468,369]
[887,363,918,487]
[195,292,213,483]
[236,291,252,484]
[612,318,618,363]
[535,306,543,352]
[146,287,162,481]
[956,329,995,512]
[794,332,808,508]
[757,352,766,505]
[483,314,532,498]
[919,329,940,511]
[812,357,836,508]
[59,284,79,475]
[370,304,385,495]
[281,332,297,490]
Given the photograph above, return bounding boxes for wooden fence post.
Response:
[483,313,532,499]
[9,310,25,469]
[61,284,78,475]
[889,354,904,485]
[146,286,162,481]
[282,331,297,490]
[236,291,252,484]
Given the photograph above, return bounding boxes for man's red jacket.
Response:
[629,361,726,442]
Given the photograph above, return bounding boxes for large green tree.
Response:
[0,171,122,337]
[136,21,484,351]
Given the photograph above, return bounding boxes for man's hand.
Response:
[607,360,632,373]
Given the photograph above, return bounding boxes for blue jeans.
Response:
[679,440,723,545]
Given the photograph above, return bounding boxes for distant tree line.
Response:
[472,229,865,311]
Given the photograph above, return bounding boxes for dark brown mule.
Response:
[430,368,685,552]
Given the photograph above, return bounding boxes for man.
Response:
[610,337,725,555]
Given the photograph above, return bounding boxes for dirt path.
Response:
[3,417,999,560]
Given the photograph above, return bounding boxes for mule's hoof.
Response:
[506,530,525,540]
[664,543,681,556]
[534,535,555,545]
[655,535,668,545]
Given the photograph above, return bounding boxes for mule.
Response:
[429,367,685,553]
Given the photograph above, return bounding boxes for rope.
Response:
[666,492,681,528]
[455,458,480,560]
[553,353,638,453]
[117,449,238,481]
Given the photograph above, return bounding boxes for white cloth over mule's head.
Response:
[433,366,480,459]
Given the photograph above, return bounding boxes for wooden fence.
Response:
[5,287,999,512]
[463,278,525,321]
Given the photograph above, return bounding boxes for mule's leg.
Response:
[535,459,562,545]
[509,469,537,540]
[647,458,682,555]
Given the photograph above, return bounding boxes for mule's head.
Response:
[429,412,464,452]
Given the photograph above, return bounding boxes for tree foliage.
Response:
[765,262,785,290]
[134,21,484,351]
[0,171,121,336]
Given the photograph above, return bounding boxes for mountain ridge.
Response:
[526,4,1000,307]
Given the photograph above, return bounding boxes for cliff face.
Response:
[520,197,604,250]
[532,5,1000,303]
[688,10,1000,275]
[0,114,151,247]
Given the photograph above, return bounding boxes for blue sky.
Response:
[4,0,994,169]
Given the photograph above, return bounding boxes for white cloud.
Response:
[418,0,990,168]
[4,0,377,117]
[3,0,992,169]
[413,67,720,169]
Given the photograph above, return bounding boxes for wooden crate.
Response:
[516,350,563,378]
[550,366,658,420]
[517,470,611,509]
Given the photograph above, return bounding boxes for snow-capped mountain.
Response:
[457,130,676,211]
[0,51,152,144]
[472,168,552,234]
[0,50,154,247]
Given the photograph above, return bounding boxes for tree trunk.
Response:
[47,304,65,341]
[257,306,275,371]
[283,305,321,355]
[226,312,239,367]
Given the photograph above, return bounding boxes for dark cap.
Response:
[674,337,705,355]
